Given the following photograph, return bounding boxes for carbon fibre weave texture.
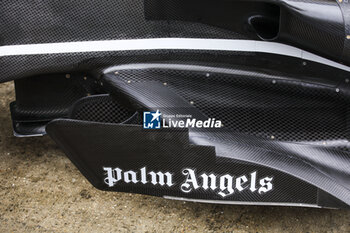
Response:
[95,70,350,206]
[3,0,350,208]
[12,62,350,144]
[12,73,95,120]
[0,0,349,84]
[102,66,350,142]
[279,8,343,61]
[1,50,349,86]
[45,71,350,207]
[70,95,135,124]
[0,0,246,46]
[47,119,320,205]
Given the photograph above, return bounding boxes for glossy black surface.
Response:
[45,66,350,208]
[0,0,349,83]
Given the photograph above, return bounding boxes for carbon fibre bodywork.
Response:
[1,0,350,208]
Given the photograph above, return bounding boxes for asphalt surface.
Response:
[0,82,349,232]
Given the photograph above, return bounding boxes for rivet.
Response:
[206,73,210,77]
[100,82,103,86]
[65,74,71,79]
[272,80,276,84]
[271,135,275,139]
[302,61,307,66]
[190,101,194,105]
[336,88,340,93]
[115,71,119,75]
[347,35,350,39]
[127,80,131,84]
[339,0,343,3]
[87,93,91,96]
[163,82,167,86]
[346,79,349,83]
[323,142,327,145]
[83,76,87,81]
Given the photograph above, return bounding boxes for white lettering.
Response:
[149,171,174,186]
[258,177,273,194]
[181,168,199,193]
[200,173,217,191]
[218,174,234,197]
[103,167,274,198]
[250,171,257,192]
[103,167,122,187]
[236,175,248,192]
[124,170,138,183]
[141,167,147,184]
